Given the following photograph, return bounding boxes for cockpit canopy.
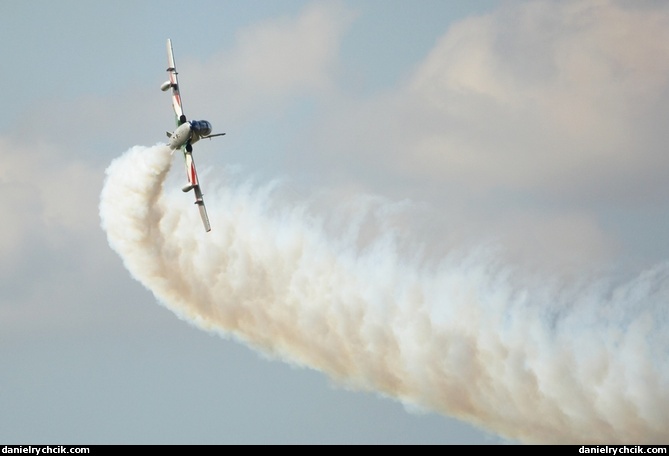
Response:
[190,120,212,137]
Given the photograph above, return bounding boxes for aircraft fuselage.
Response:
[168,120,214,151]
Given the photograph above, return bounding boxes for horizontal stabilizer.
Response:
[204,133,226,140]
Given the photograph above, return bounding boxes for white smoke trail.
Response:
[100,144,669,444]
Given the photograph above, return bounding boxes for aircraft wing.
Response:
[163,39,212,232]
[194,185,211,233]
[184,151,211,232]
[166,38,186,126]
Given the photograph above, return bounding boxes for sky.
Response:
[2,0,669,445]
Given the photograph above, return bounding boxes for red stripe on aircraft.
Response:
[190,164,197,185]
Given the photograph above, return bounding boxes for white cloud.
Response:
[405,0,669,202]
[300,1,669,208]
[230,1,354,96]
[286,0,669,270]
[180,1,355,123]
[493,211,620,275]
[0,137,102,260]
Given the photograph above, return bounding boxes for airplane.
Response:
[160,38,225,232]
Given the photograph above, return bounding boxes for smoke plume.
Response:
[99,144,669,444]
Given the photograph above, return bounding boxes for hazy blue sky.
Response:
[2,0,669,445]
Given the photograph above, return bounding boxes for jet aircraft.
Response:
[161,38,225,232]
